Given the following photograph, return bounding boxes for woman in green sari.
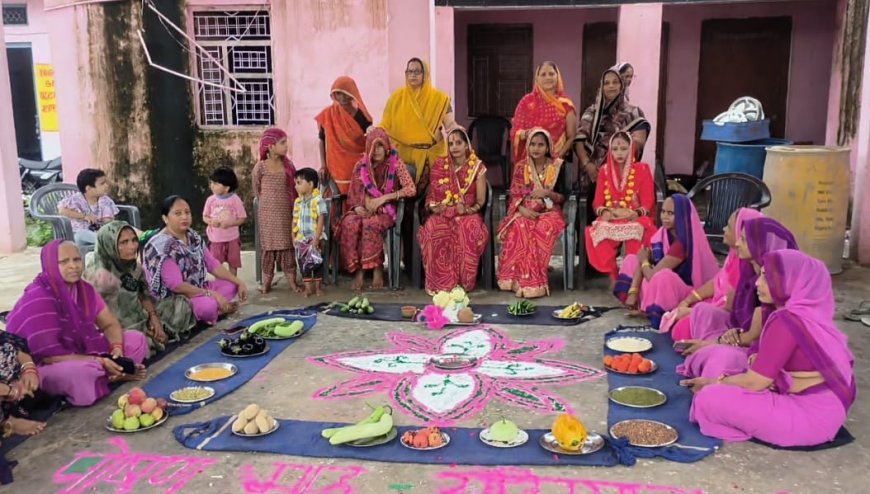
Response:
[86,221,196,357]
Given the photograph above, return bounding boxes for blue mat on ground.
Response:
[173,415,623,467]
[604,325,722,463]
[143,309,317,416]
[311,302,615,326]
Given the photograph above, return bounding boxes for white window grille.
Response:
[191,10,274,127]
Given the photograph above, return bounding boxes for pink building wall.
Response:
[662,0,836,175]
[0,21,28,253]
[453,7,619,129]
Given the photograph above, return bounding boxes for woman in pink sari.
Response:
[6,240,148,407]
[676,217,799,379]
[666,208,763,339]
[417,128,489,294]
[683,250,856,447]
[496,128,567,298]
[510,62,576,164]
[614,193,718,328]
[337,127,416,290]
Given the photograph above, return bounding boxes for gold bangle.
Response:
[628,287,639,295]
[692,290,703,302]
[641,261,652,269]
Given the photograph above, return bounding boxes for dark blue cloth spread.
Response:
[605,326,721,463]
[310,302,615,326]
[143,309,316,416]
[173,415,621,467]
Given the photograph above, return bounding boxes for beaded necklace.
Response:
[603,161,636,209]
[437,153,480,205]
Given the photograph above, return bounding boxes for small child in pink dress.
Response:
[203,167,247,275]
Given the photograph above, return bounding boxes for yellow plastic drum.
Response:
[762,145,850,274]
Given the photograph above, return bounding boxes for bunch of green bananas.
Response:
[321,405,393,445]
[507,300,536,316]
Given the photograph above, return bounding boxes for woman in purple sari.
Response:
[683,250,856,447]
[676,217,799,378]
[614,194,718,328]
[5,240,148,407]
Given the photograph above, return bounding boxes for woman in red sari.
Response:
[510,62,576,164]
[585,131,657,287]
[496,129,567,298]
[337,128,416,290]
[417,128,489,295]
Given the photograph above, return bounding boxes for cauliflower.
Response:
[432,291,452,308]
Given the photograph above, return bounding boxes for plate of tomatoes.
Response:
[603,353,657,375]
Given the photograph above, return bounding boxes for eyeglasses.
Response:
[405,69,423,76]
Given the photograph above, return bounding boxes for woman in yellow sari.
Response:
[381,58,456,189]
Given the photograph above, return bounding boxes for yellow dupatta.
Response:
[381,60,451,183]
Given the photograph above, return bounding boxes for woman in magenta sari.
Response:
[496,128,567,298]
[6,240,148,407]
[614,193,718,328]
[676,217,799,379]
[683,250,856,447]
[417,128,489,295]
[337,127,416,290]
[510,62,576,164]
[665,208,763,339]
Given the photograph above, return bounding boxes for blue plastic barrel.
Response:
[714,138,792,179]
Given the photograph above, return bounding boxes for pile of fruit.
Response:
[232,404,278,436]
[248,317,305,338]
[507,300,536,316]
[556,302,589,319]
[603,353,654,374]
[339,297,374,315]
[218,331,267,356]
[321,405,394,445]
[401,426,444,448]
[110,387,167,431]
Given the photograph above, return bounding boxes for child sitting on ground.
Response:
[292,168,327,297]
[203,167,247,276]
[58,168,119,251]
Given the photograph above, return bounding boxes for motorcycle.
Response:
[20,156,63,195]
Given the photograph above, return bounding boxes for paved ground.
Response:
[0,248,868,494]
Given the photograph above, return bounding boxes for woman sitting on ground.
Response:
[584,131,656,288]
[496,128,567,298]
[0,332,46,438]
[614,193,718,328]
[143,195,247,325]
[86,221,196,358]
[665,208,763,339]
[337,128,416,290]
[676,217,799,379]
[683,250,856,448]
[6,240,148,407]
[417,127,489,295]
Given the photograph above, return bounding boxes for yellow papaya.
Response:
[551,414,587,451]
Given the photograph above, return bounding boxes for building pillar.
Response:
[0,21,28,253]
[388,0,433,91]
[434,6,455,101]
[852,5,870,265]
[617,3,663,165]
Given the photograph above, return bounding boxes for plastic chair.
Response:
[253,195,333,287]
[495,173,578,292]
[686,172,772,250]
[29,183,142,246]
[411,181,494,291]
[468,116,512,190]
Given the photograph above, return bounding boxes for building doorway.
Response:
[6,44,41,160]
[467,23,533,118]
[694,16,792,174]
[580,22,616,111]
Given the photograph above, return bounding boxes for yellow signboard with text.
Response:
[35,64,59,132]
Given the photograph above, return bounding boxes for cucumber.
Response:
[328,411,393,445]
[248,317,286,334]
[348,296,360,308]
[365,306,374,314]
[339,305,349,313]
[361,298,370,308]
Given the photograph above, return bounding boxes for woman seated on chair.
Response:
[417,127,489,295]
[614,193,718,328]
[5,240,148,407]
[584,131,657,288]
[682,250,856,448]
[86,221,196,358]
[143,195,247,325]
[496,128,567,299]
[337,128,416,291]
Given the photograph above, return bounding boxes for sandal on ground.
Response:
[845,300,870,321]
[861,316,870,328]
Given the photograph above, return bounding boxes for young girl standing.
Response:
[253,128,299,293]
